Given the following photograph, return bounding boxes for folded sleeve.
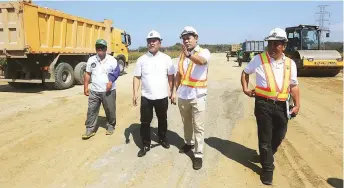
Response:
[243,55,259,74]
[290,59,298,85]
[108,58,120,82]
[167,56,176,75]
[199,48,211,63]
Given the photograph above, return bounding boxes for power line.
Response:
[315,5,331,31]
[315,5,331,49]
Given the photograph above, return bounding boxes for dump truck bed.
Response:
[230,44,241,52]
[242,41,265,52]
[0,1,113,58]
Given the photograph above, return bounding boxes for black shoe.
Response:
[260,171,273,185]
[193,157,202,170]
[179,144,195,153]
[159,140,170,149]
[137,146,150,157]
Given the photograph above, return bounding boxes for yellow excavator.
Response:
[284,25,343,77]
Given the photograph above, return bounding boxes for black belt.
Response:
[255,96,286,105]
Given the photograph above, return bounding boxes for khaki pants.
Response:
[178,96,206,158]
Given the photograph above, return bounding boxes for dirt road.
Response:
[0,53,342,188]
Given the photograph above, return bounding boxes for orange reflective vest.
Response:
[178,48,208,88]
[255,52,291,101]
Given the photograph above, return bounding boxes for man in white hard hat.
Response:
[133,30,176,157]
[172,26,211,170]
[241,28,300,185]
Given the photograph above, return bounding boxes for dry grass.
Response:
[128,51,180,64]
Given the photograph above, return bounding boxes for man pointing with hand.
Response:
[173,26,211,170]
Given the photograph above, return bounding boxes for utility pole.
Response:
[315,5,331,50]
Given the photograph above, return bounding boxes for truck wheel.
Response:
[54,62,75,90]
[74,61,86,85]
[118,59,125,74]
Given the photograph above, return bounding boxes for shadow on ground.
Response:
[205,137,261,175]
[124,123,194,159]
[327,178,343,188]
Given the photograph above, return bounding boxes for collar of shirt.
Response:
[267,52,286,64]
[146,51,160,57]
[96,54,109,63]
[190,45,201,55]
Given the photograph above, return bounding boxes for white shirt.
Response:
[86,54,118,92]
[177,45,211,100]
[243,53,298,90]
[134,51,175,100]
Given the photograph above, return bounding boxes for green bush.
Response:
[0,58,7,68]
[128,51,180,64]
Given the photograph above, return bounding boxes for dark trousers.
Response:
[254,96,288,172]
[140,96,168,147]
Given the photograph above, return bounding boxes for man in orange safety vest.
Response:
[172,26,211,170]
[241,28,300,185]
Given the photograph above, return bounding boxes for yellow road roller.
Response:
[284,25,343,77]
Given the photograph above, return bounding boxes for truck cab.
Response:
[285,25,322,52]
[112,28,131,73]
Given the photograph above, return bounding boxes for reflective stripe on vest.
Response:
[178,48,207,88]
[255,52,291,101]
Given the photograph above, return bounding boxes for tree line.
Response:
[131,43,233,53]
[131,42,343,53]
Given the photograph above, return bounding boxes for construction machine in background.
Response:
[241,40,265,62]
[230,44,241,57]
[284,24,343,77]
[0,0,131,89]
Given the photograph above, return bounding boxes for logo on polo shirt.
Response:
[91,63,96,68]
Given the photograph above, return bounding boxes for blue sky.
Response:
[33,1,343,49]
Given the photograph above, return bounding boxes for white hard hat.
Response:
[265,28,288,42]
[180,26,198,38]
[146,30,162,40]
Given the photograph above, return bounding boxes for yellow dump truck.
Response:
[0,0,131,89]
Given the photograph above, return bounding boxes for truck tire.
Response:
[54,62,75,90]
[118,59,125,74]
[74,61,86,85]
